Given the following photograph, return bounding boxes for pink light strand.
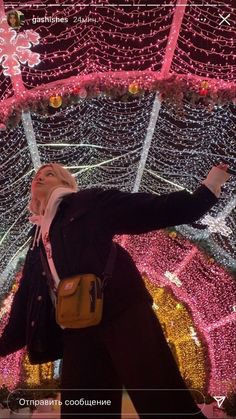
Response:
[173,246,198,275]
[0,0,4,16]
[116,231,236,394]
[161,0,187,77]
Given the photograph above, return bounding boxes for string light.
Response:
[201,214,232,237]
[164,271,183,287]
[0,0,235,399]
[118,231,236,394]
[0,2,234,101]
[189,326,201,347]
[171,4,235,81]
[3,3,174,88]
[0,272,24,389]
[24,355,53,386]
[0,17,40,77]
[145,279,207,391]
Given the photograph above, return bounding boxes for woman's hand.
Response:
[202,164,231,197]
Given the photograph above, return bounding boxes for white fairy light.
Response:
[21,110,41,170]
[133,93,162,193]
[201,215,232,237]
[152,302,159,311]
[0,99,235,278]
[164,271,183,287]
[190,327,201,347]
[0,3,235,293]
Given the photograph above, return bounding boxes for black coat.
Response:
[0,186,217,364]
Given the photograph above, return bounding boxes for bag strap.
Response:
[40,242,117,293]
[101,242,117,290]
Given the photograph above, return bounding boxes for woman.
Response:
[0,163,230,418]
[7,11,20,28]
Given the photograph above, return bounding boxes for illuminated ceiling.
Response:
[0,0,235,288]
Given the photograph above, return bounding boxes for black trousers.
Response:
[60,301,207,419]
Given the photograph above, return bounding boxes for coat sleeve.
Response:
[0,259,30,357]
[96,185,218,235]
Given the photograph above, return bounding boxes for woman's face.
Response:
[31,166,64,201]
[9,14,17,26]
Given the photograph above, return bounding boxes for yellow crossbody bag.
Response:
[40,244,117,329]
[56,274,103,328]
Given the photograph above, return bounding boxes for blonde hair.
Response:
[7,11,20,27]
[29,163,78,215]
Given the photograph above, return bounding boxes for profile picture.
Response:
[7,10,25,29]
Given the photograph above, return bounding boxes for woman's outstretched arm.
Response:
[97,165,230,235]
